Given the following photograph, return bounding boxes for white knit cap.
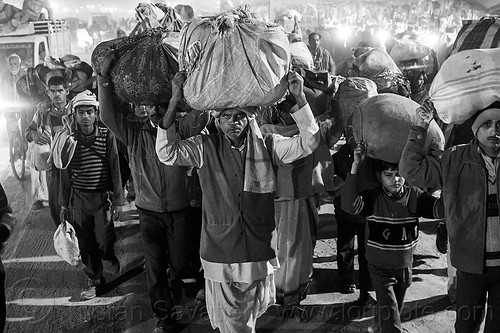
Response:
[72,90,99,110]
[471,108,500,136]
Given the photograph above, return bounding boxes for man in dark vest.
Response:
[156,71,320,333]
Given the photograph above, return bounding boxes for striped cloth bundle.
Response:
[429,48,500,124]
[450,17,500,56]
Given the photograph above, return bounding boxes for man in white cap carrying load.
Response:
[400,101,500,333]
[54,90,124,300]
[156,71,320,333]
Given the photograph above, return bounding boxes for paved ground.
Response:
[0,153,460,333]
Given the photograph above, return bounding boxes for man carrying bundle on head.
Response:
[97,50,209,333]
[156,70,320,332]
[400,100,500,333]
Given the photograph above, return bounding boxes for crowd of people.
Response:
[0,3,499,333]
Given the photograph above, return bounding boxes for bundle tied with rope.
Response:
[179,5,290,110]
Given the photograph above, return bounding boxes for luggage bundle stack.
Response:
[33,55,94,98]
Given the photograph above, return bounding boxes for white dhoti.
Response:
[205,274,275,333]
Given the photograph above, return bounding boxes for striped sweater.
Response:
[341,172,438,269]
[69,127,111,192]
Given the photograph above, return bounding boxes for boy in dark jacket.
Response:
[341,142,440,333]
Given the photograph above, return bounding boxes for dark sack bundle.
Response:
[91,36,130,75]
[179,6,290,110]
[450,17,500,56]
[336,77,378,127]
[92,27,179,105]
[351,94,445,163]
[16,67,46,105]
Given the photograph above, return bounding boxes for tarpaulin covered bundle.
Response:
[336,77,378,127]
[353,47,410,97]
[429,48,500,124]
[179,6,290,110]
[352,94,445,163]
[388,38,432,63]
[450,17,500,56]
[92,27,179,105]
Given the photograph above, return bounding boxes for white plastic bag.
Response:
[54,220,82,267]
[30,143,51,171]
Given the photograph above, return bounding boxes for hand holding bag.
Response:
[29,126,52,171]
[53,220,82,267]
[30,142,52,171]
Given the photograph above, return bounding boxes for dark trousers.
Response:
[0,259,5,333]
[369,264,412,333]
[335,197,371,292]
[48,167,61,226]
[455,267,500,333]
[70,189,118,286]
[185,207,203,287]
[138,207,188,319]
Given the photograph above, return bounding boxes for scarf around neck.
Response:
[242,114,276,194]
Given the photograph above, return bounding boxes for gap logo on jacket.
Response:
[360,185,437,269]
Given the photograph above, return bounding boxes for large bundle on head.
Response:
[429,48,500,124]
[179,5,290,110]
[91,27,179,105]
[450,17,500,57]
[336,77,378,127]
[351,94,445,163]
[353,47,410,97]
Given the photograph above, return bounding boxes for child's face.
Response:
[379,169,405,195]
